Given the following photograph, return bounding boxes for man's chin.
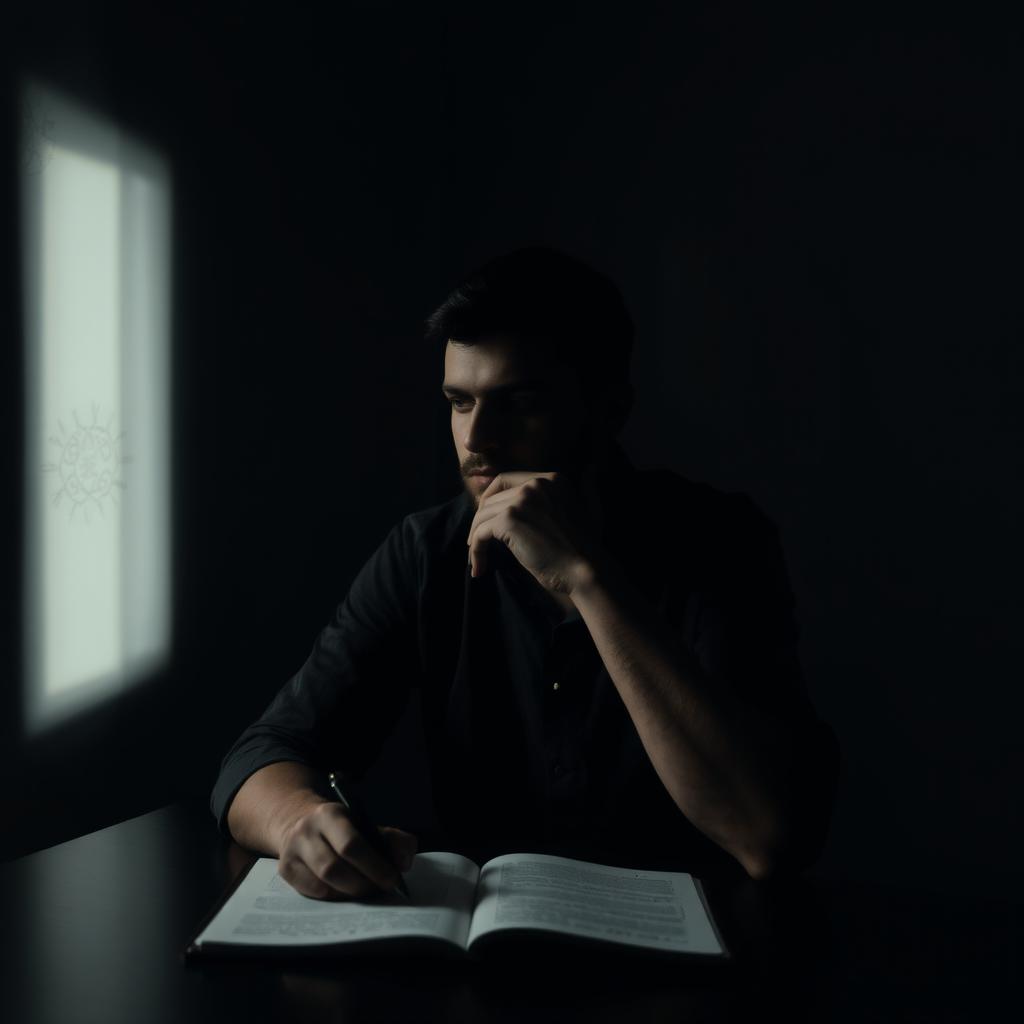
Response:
[463,483,482,511]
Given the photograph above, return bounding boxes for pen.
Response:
[328,771,412,902]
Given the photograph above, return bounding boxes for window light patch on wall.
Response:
[21,79,173,734]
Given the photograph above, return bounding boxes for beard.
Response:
[463,417,614,510]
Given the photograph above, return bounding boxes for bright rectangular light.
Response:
[21,81,173,733]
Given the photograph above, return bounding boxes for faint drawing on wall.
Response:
[44,405,131,523]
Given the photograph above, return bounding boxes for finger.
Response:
[472,506,536,578]
[319,814,404,893]
[468,484,532,546]
[467,489,516,554]
[279,855,343,900]
[479,471,556,502]
[468,482,552,569]
[288,827,385,901]
[468,475,557,544]
[469,485,519,525]
[477,471,526,500]
[473,478,550,522]
[469,508,510,578]
[468,504,507,576]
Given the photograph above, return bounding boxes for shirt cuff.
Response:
[209,745,320,842]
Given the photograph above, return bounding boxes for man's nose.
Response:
[462,403,504,452]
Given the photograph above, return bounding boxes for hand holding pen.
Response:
[273,767,418,902]
[327,771,415,901]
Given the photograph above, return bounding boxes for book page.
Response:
[193,852,479,950]
[466,853,724,956]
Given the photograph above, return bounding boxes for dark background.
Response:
[2,1,1020,903]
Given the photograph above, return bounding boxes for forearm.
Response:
[225,760,332,856]
[571,559,797,879]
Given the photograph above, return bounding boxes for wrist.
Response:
[271,790,331,854]
[569,549,616,601]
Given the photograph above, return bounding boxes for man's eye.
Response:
[447,396,542,412]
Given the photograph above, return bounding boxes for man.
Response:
[211,244,840,901]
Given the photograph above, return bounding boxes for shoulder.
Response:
[352,492,469,600]
[393,490,473,560]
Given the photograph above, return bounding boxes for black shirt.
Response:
[210,446,839,876]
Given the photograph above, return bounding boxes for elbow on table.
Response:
[737,842,805,882]
[738,810,833,882]
[739,850,777,882]
[744,724,841,882]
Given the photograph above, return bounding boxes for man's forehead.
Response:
[443,337,573,391]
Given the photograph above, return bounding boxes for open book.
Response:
[184,851,729,962]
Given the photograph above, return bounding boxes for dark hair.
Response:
[423,244,635,433]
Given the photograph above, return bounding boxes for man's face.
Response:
[442,337,596,508]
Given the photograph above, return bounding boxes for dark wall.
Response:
[4,2,1020,903]
[409,3,1024,899]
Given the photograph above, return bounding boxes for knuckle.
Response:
[296,803,333,837]
[303,876,334,900]
[322,801,349,823]
[337,831,362,860]
[321,864,356,896]
[308,852,339,886]
[334,864,374,897]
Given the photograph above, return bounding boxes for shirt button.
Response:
[552,681,560,691]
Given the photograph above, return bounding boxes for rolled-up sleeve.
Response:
[210,516,422,838]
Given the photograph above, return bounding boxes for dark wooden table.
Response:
[1,798,1017,1022]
